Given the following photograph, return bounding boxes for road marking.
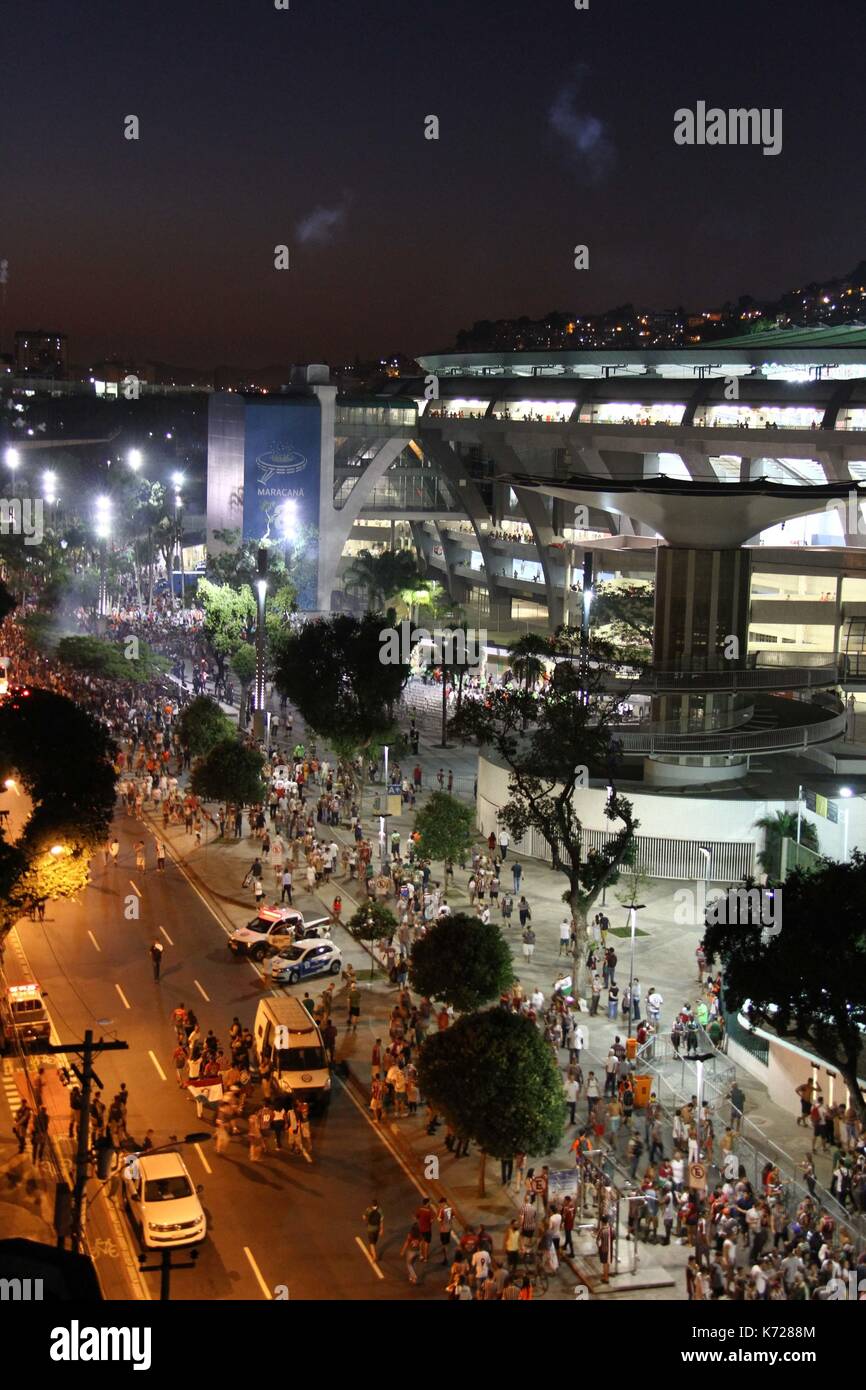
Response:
[128,880,142,898]
[193,978,210,1003]
[334,1073,426,1197]
[115,984,131,1010]
[148,1051,167,1081]
[354,1235,385,1279]
[244,1246,273,1300]
[194,1142,212,1174]
[87,930,101,952]
[159,924,174,946]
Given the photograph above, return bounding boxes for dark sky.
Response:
[5,0,866,367]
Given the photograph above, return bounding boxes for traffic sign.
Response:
[688,1161,707,1190]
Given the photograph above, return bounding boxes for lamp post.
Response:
[626,902,645,1040]
[172,472,185,607]
[839,785,858,862]
[94,495,112,621]
[254,545,268,740]
[693,1052,715,1163]
[5,446,19,499]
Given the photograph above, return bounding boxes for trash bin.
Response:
[626,1037,638,1061]
[632,1074,653,1108]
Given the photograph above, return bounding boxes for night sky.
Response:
[5,0,866,368]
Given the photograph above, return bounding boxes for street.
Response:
[9,811,440,1301]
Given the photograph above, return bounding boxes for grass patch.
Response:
[607,925,650,938]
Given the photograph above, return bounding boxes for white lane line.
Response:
[148,1051,167,1081]
[193,979,210,1003]
[87,931,101,952]
[194,1142,212,1174]
[115,984,131,1010]
[129,880,142,898]
[334,1073,426,1197]
[244,1246,273,1300]
[354,1235,385,1279]
[159,924,174,946]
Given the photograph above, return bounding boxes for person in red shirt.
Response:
[459,1226,478,1258]
[415,1197,434,1261]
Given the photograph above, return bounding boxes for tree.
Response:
[703,856,866,1124]
[754,810,819,881]
[197,578,256,683]
[508,633,549,691]
[177,696,234,757]
[0,579,17,625]
[409,913,513,1013]
[343,548,422,610]
[418,1009,565,1195]
[190,738,265,807]
[271,612,412,781]
[56,634,169,684]
[230,643,257,728]
[450,631,638,993]
[347,900,396,979]
[413,791,474,872]
[591,580,655,653]
[0,689,117,945]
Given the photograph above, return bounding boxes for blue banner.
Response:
[243,400,321,607]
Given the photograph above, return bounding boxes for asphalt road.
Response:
[13,811,440,1301]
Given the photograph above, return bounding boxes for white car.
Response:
[270,938,343,986]
[122,1151,206,1249]
[228,907,330,961]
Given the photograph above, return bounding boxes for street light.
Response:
[5,447,19,498]
[839,786,856,862]
[253,546,269,739]
[94,497,112,617]
[128,449,143,471]
[626,903,646,1040]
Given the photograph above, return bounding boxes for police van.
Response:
[0,982,52,1054]
[253,997,331,1109]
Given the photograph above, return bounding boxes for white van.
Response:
[254,997,331,1109]
[121,1151,206,1249]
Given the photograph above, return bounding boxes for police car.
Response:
[269,938,343,986]
[228,906,330,962]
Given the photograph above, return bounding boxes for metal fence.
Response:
[517,824,755,884]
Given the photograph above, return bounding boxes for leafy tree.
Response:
[418,1008,565,1194]
[413,791,474,871]
[197,578,256,682]
[271,612,412,780]
[230,643,257,726]
[343,548,422,610]
[56,634,168,684]
[754,809,819,881]
[177,695,234,757]
[0,689,117,944]
[409,913,513,1012]
[591,580,654,646]
[190,738,266,807]
[0,579,17,625]
[703,856,866,1123]
[347,900,396,979]
[450,630,638,992]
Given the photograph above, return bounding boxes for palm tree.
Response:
[508,633,549,691]
[754,810,819,880]
[344,549,382,608]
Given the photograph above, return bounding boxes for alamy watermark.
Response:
[674,882,782,937]
[674,103,782,157]
[0,498,43,545]
[379,619,485,667]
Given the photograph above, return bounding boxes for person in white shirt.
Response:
[559,918,572,956]
[530,988,544,1012]
[498,830,510,859]
[471,1247,491,1285]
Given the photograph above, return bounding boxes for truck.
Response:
[0,981,52,1054]
[253,997,331,1109]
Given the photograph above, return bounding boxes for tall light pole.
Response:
[254,545,268,740]
[94,495,112,621]
[172,471,185,607]
[5,446,20,502]
[626,902,645,1040]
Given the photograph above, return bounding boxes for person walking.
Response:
[437,1199,453,1265]
[521,924,536,963]
[155,840,166,872]
[559,916,572,957]
[13,1100,31,1154]
[498,829,509,860]
[363,1201,383,1262]
[108,837,120,868]
[347,983,361,1033]
[149,940,164,981]
[511,861,522,894]
[134,840,146,873]
[400,1222,423,1284]
[31,1105,50,1164]
[280,866,293,903]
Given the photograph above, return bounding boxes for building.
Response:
[14,329,68,379]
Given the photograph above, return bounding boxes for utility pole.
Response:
[36,1032,128,1251]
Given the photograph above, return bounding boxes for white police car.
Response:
[228,906,329,962]
[270,938,342,986]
